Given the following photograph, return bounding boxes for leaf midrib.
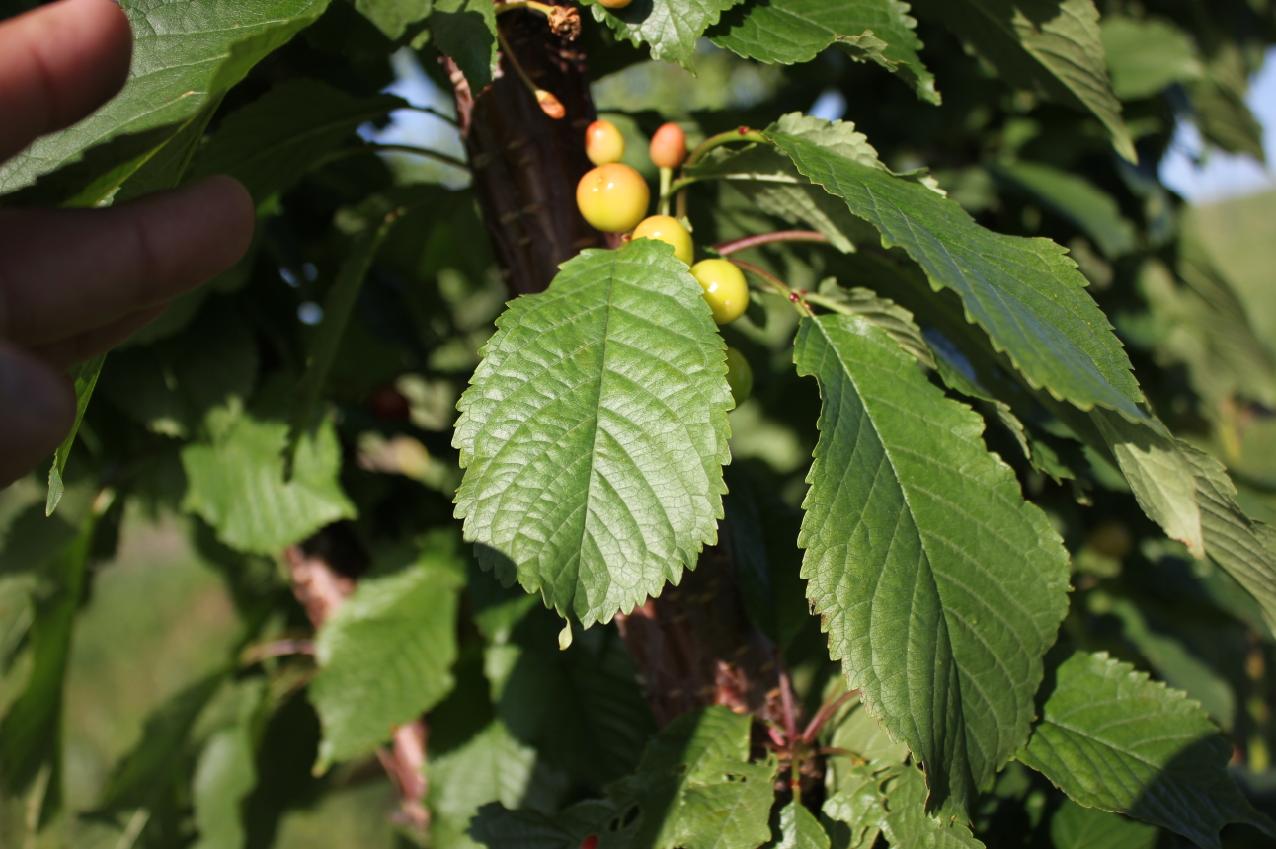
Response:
[812,317,974,787]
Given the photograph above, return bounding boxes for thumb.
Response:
[0,342,74,489]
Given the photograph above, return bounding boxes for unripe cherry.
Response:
[724,347,753,404]
[597,0,631,8]
[576,163,650,233]
[585,119,625,165]
[650,122,687,169]
[690,259,749,324]
[631,215,693,264]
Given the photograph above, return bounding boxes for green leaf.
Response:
[793,313,1071,814]
[1049,799,1157,849]
[181,407,356,555]
[97,308,259,440]
[879,766,985,848]
[189,79,406,202]
[288,190,430,460]
[820,698,979,849]
[191,682,267,849]
[431,0,498,91]
[1100,16,1202,101]
[769,801,830,849]
[1018,651,1276,848]
[990,161,1137,259]
[431,719,572,848]
[98,674,225,811]
[0,0,332,198]
[589,0,750,67]
[0,510,96,842]
[688,115,885,254]
[909,0,1134,161]
[710,0,937,103]
[766,119,1147,422]
[453,240,732,626]
[310,532,464,764]
[1082,410,1276,633]
[471,707,777,849]
[45,356,105,516]
[485,620,656,785]
[1140,247,1276,409]
[1190,44,1266,162]
[355,0,434,38]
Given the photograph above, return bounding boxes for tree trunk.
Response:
[451,2,790,730]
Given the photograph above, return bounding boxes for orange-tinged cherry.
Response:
[585,119,625,165]
[650,122,687,169]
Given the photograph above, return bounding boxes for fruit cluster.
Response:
[576,118,754,401]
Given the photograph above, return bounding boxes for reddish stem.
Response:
[715,230,828,256]
[800,689,860,744]
[776,655,799,742]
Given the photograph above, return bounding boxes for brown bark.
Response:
[282,545,430,832]
[450,4,790,732]
[448,4,602,294]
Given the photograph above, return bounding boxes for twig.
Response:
[715,230,827,256]
[283,546,430,834]
[400,104,461,128]
[377,722,430,831]
[800,688,860,744]
[365,142,470,171]
[776,656,799,742]
[240,638,315,667]
[729,258,814,317]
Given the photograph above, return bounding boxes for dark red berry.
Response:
[580,836,599,849]
[368,385,410,421]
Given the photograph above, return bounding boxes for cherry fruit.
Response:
[650,122,687,169]
[631,214,693,264]
[576,163,650,233]
[585,119,625,166]
[690,258,749,324]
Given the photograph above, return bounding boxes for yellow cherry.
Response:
[690,259,749,324]
[631,214,693,264]
[576,163,650,233]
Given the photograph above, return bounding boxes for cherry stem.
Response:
[800,689,860,744]
[715,230,828,256]
[496,28,556,113]
[684,126,770,169]
[729,258,813,317]
[671,127,769,221]
[240,638,316,667]
[658,167,674,217]
[496,0,557,16]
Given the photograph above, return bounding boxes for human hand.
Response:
[0,0,255,487]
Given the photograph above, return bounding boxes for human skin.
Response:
[0,0,256,487]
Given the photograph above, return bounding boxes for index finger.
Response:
[0,0,133,163]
